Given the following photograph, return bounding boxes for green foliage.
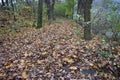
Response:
[115,23,120,31]
[76,14,84,21]
[54,3,66,17]
[54,0,75,18]
[65,0,74,18]
[98,51,111,58]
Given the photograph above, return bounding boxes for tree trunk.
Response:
[51,0,55,20]
[1,0,5,9]
[45,0,55,22]
[84,0,93,40]
[26,0,31,6]
[77,0,84,16]
[6,0,9,6]
[10,0,17,21]
[46,0,51,20]
[37,0,43,28]
[32,0,36,19]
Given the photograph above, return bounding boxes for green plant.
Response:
[76,14,84,21]
[98,51,111,58]
[64,0,74,18]
[54,0,75,18]
[54,3,66,17]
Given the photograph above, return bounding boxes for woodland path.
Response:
[0,19,120,79]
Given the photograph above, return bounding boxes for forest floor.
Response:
[0,17,120,80]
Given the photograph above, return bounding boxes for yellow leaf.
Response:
[63,58,74,63]
[69,66,77,70]
[22,71,28,79]
[41,52,48,55]
[6,63,13,69]
[73,55,77,58]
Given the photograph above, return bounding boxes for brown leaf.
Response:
[63,57,74,63]
[22,71,28,79]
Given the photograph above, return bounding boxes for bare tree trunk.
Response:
[6,0,9,6]
[45,0,55,22]
[37,0,43,28]
[32,0,36,19]
[46,0,51,20]
[26,0,31,6]
[77,0,84,16]
[84,0,93,40]
[51,0,55,20]
[10,0,17,21]
[1,0,5,9]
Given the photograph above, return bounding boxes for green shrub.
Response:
[54,3,66,17]
[54,0,75,18]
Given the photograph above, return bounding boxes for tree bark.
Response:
[51,0,55,20]
[1,0,5,9]
[77,0,84,16]
[37,0,43,28]
[6,0,9,6]
[46,0,51,20]
[32,0,36,19]
[45,0,55,21]
[84,0,93,40]
[10,0,17,21]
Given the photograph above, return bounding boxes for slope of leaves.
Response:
[0,19,120,80]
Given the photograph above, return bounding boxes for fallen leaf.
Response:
[37,60,43,64]
[69,66,77,70]
[6,63,13,69]
[22,71,28,79]
[41,52,48,55]
[20,59,25,66]
[63,57,74,63]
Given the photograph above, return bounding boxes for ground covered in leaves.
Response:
[0,19,120,80]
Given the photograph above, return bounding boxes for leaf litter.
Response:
[0,19,120,80]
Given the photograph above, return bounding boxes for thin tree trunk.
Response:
[84,0,93,40]
[6,0,9,6]
[32,0,36,19]
[1,0,5,9]
[51,0,55,20]
[45,0,55,23]
[26,0,31,6]
[10,0,17,21]
[37,0,43,28]
[77,0,84,16]
[47,0,51,20]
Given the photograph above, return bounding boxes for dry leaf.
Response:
[73,55,77,58]
[37,60,43,64]
[63,57,74,63]
[41,52,48,55]
[6,63,13,69]
[69,66,77,70]
[22,71,28,79]
[20,60,25,66]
